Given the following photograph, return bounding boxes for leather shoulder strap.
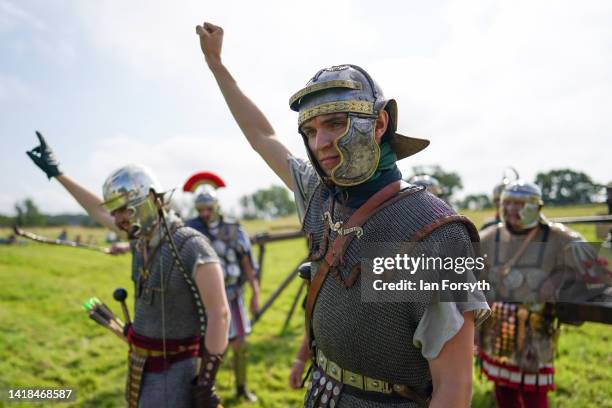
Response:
[410,214,480,243]
[305,181,401,339]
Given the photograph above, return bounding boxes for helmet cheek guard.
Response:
[331,116,380,187]
[126,197,158,239]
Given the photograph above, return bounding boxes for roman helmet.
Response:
[195,185,219,208]
[289,64,429,187]
[500,180,544,230]
[101,164,163,239]
[409,174,442,196]
[183,171,226,224]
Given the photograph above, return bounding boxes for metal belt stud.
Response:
[317,349,394,394]
[327,360,342,382]
[365,377,391,394]
[317,349,328,371]
[344,369,364,389]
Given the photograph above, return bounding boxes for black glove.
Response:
[26,131,62,179]
[192,348,224,408]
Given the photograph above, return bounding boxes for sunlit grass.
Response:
[0,205,610,407]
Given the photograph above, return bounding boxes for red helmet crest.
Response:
[183,171,226,193]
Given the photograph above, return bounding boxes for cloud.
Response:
[372,0,612,196]
[4,0,610,216]
[0,0,45,32]
[0,73,36,102]
[87,132,293,215]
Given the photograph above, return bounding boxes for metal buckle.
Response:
[343,369,364,389]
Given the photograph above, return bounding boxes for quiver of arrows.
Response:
[83,297,127,343]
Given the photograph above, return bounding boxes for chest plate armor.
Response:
[187,218,244,289]
[479,223,581,366]
[209,222,243,288]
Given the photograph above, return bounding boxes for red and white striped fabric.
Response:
[479,351,555,392]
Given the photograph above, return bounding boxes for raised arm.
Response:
[26,131,119,233]
[196,22,294,189]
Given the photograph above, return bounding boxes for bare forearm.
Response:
[296,334,310,362]
[429,378,472,408]
[56,174,118,232]
[196,263,230,354]
[241,256,260,293]
[204,311,229,354]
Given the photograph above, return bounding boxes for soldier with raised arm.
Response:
[196,22,489,407]
[26,132,230,408]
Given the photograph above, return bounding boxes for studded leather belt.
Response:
[315,349,425,399]
[131,344,198,357]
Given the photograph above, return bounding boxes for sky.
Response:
[1,0,611,216]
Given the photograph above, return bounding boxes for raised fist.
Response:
[196,22,224,66]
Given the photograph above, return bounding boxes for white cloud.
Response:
[3,0,611,216]
[87,132,293,215]
[0,0,45,32]
[372,0,612,196]
[0,73,36,102]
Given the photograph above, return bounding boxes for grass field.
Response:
[0,204,610,407]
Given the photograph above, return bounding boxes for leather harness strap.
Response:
[305,181,401,336]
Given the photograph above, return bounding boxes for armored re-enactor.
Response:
[197,22,489,407]
[477,180,609,408]
[26,133,230,408]
[184,175,260,402]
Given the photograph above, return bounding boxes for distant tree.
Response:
[534,169,600,205]
[14,198,46,227]
[0,214,16,227]
[457,194,492,210]
[240,185,296,220]
[408,165,463,202]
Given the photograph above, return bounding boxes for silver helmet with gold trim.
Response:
[289,64,429,187]
[101,164,162,239]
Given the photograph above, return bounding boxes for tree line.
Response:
[1,168,605,227]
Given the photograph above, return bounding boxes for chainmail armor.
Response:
[304,183,478,407]
[131,225,217,339]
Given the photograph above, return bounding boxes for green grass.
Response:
[0,206,610,407]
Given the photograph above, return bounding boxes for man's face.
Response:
[300,113,349,175]
[111,206,133,234]
[197,205,215,223]
[502,199,525,230]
